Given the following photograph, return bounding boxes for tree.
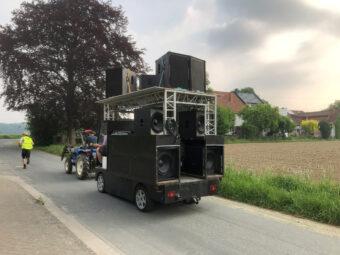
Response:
[27,102,62,145]
[240,104,280,136]
[336,117,340,139]
[329,100,340,110]
[301,120,318,136]
[318,121,331,139]
[278,116,295,137]
[0,0,147,144]
[217,106,235,135]
[234,87,255,94]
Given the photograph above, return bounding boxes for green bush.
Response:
[240,123,258,139]
[336,117,340,139]
[217,106,235,135]
[318,121,331,139]
[219,166,340,225]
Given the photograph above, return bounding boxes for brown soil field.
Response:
[225,141,340,181]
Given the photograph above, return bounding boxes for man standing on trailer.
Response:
[19,132,34,169]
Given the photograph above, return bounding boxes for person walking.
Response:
[19,132,34,169]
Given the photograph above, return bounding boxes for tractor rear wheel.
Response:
[76,154,89,180]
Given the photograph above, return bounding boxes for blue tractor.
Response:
[61,130,98,180]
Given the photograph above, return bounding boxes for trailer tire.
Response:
[76,154,88,180]
[134,185,154,212]
[64,157,72,174]
[97,173,105,193]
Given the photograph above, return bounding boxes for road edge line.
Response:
[3,175,124,255]
[211,196,340,238]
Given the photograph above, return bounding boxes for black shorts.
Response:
[99,145,107,156]
[21,149,31,159]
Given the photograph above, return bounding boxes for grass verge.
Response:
[219,166,340,226]
[0,134,21,139]
[36,144,64,156]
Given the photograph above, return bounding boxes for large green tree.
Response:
[240,104,280,137]
[0,0,147,143]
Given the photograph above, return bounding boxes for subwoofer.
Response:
[134,108,164,135]
[106,67,137,97]
[178,110,205,139]
[157,147,179,181]
[206,146,224,175]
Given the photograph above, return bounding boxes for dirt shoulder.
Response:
[0,177,94,255]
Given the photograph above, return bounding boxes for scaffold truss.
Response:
[97,87,217,135]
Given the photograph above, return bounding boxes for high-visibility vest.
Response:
[21,136,34,150]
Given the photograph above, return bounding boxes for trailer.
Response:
[95,87,224,211]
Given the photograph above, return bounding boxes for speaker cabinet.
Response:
[157,146,179,181]
[107,120,134,134]
[139,74,160,90]
[206,146,224,175]
[134,108,164,135]
[178,110,205,139]
[106,67,137,97]
[155,52,206,92]
[181,137,224,177]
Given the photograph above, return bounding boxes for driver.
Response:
[84,129,98,146]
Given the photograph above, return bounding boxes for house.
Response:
[289,108,340,137]
[215,91,263,113]
[215,90,264,127]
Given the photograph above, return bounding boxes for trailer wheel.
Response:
[134,185,154,212]
[76,154,88,180]
[64,157,72,174]
[97,173,105,193]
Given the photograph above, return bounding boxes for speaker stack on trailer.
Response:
[105,51,222,184]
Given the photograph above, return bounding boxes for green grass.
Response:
[219,166,340,226]
[0,134,21,139]
[36,144,64,156]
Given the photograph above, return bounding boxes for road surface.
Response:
[1,139,339,255]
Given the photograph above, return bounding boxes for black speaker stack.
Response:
[105,52,222,183]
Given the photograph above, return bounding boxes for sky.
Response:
[1,0,340,123]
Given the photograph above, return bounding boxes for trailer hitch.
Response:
[192,196,200,204]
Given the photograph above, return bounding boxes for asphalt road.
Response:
[1,139,340,255]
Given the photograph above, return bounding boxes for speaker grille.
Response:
[157,147,179,181]
[206,146,223,175]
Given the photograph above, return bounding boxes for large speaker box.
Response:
[181,137,224,177]
[108,135,180,189]
[106,67,137,97]
[178,110,205,139]
[206,146,224,175]
[155,52,206,92]
[134,108,164,135]
[139,74,160,90]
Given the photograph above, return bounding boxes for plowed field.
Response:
[225,141,340,181]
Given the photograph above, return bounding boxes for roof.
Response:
[289,108,340,124]
[235,92,263,105]
[214,91,245,113]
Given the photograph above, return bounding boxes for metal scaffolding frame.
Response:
[98,87,217,135]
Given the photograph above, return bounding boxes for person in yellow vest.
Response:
[19,132,34,169]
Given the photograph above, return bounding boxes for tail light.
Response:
[167,191,176,199]
[210,184,217,193]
